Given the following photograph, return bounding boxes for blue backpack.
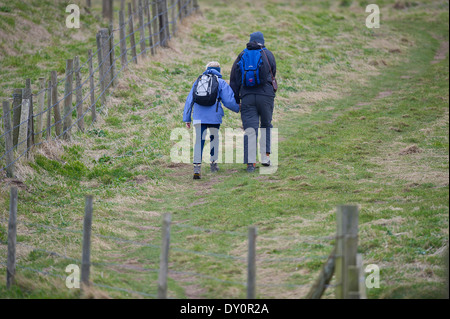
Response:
[238,48,265,87]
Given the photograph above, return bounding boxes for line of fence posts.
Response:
[4,185,368,299]
[2,0,199,175]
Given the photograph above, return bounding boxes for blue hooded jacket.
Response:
[183,69,240,125]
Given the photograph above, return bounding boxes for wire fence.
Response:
[0,189,353,299]
[0,0,199,176]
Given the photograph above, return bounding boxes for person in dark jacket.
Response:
[230,31,277,172]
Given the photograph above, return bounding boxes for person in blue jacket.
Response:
[183,61,240,180]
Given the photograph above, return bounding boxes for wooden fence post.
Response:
[63,59,74,141]
[145,0,155,55]
[74,56,85,132]
[109,23,117,87]
[120,0,125,12]
[170,0,176,37]
[152,0,159,51]
[17,87,29,156]
[145,0,154,55]
[128,3,138,64]
[102,0,112,21]
[35,78,45,145]
[132,0,137,16]
[335,205,359,299]
[51,71,62,137]
[96,33,107,107]
[158,213,172,299]
[178,0,183,21]
[12,89,22,147]
[119,10,128,69]
[88,49,97,124]
[81,195,93,287]
[305,247,336,299]
[24,79,33,155]
[247,226,257,299]
[46,80,52,140]
[2,101,15,178]
[193,0,199,11]
[138,0,146,56]
[158,0,169,47]
[183,0,188,18]
[6,187,18,289]
[99,28,112,90]
[164,0,170,42]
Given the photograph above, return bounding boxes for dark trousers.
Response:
[241,94,274,164]
[193,124,221,164]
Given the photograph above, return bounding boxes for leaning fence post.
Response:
[63,59,74,141]
[128,3,138,64]
[35,78,45,145]
[96,33,107,108]
[247,226,257,299]
[51,71,62,137]
[335,205,359,299]
[74,56,85,132]
[138,0,146,57]
[158,213,172,299]
[81,195,93,287]
[88,49,97,123]
[6,187,18,289]
[119,10,128,69]
[12,89,22,147]
[2,101,15,178]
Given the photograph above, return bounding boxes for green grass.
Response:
[0,0,448,299]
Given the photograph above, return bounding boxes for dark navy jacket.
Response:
[230,42,277,104]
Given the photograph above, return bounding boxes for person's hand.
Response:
[186,122,191,129]
[239,104,242,112]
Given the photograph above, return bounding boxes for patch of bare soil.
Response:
[399,145,422,155]
[371,142,449,186]
[376,91,393,99]
[0,14,51,56]
[431,41,449,64]
[169,271,208,299]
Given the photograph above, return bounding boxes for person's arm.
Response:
[267,49,276,78]
[183,82,196,125]
[219,80,240,113]
[229,53,243,104]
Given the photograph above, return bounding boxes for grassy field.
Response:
[0,0,448,299]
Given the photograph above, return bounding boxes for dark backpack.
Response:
[193,74,220,107]
[238,48,266,87]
